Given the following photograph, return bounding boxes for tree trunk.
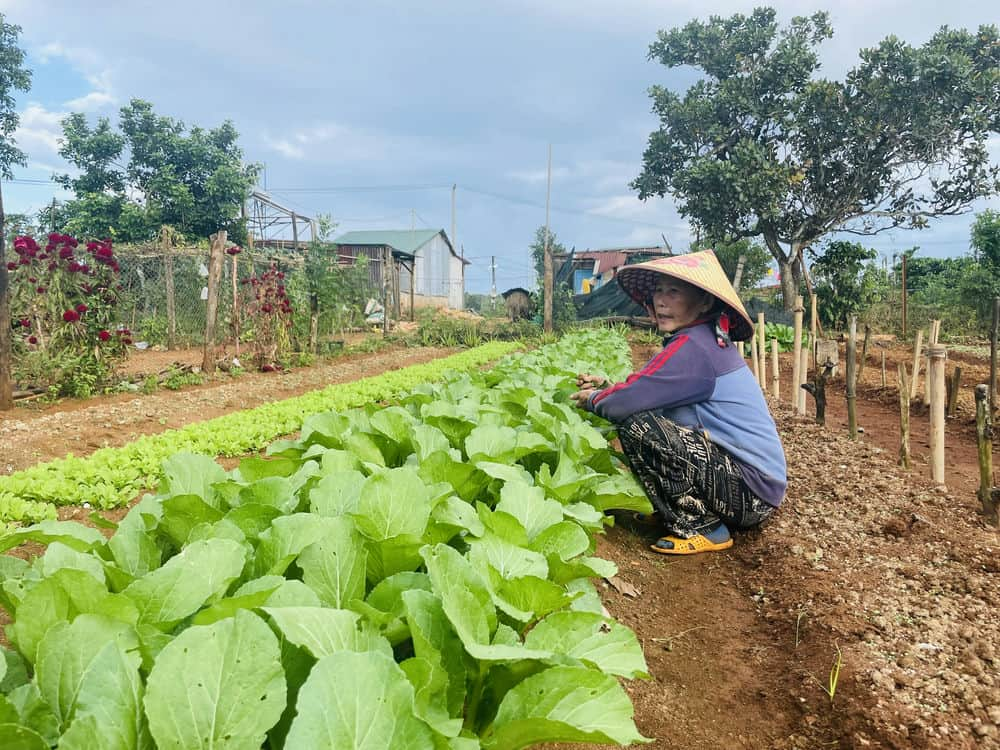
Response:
[778,257,798,310]
[0,184,12,410]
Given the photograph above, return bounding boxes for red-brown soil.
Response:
[1,337,998,749]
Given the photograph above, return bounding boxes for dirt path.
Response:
[0,343,455,475]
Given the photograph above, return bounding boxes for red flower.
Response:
[226,246,242,255]
[28,336,38,345]
[58,247,74,259]
[98,330,111,341]
[18,319,30,328]
[36,286,47,294]
[5,262,14,271]
[75,303,88,313]
[63,309,80,323]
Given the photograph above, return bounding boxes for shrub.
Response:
[7,234,131,395]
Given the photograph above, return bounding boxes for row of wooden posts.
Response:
[743,296,999,527]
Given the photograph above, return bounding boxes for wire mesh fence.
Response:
[111,245,386,353]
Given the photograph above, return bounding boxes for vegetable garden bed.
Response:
[0,328,655,749]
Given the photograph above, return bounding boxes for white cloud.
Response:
[266,138,306,160]
[13,103,65,156]
[64,91,115,111]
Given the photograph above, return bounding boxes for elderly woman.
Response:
[571,250,786,554]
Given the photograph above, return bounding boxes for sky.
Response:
[2,0,998,295]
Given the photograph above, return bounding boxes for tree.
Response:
[633,8,1000,309]
[971,210,1000,270]
[57,99,259,243]
[0,12,31,410]
[529,226,575,328]
[809,241,886,328]
[691,237,771,292]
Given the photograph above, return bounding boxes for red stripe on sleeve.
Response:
[592,334,689,407]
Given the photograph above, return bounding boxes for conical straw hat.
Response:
[617,249,754,341]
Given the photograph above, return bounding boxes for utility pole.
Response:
[490,256,497,310]
[452,184,464,310]
[543,144,553,332]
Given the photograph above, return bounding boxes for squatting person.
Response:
[570,249,787,554]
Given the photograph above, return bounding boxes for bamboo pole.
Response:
[928,344,947,486]
[757,312,767,391]
[846,315,858,438]
[898,363,911,469]
[924,320,940,404]
[974,384,999,526]
[770,339,780,400]
[791,295,803,411]
[750,332,760,386]
[798,345,808,415]
[909,329,924,401]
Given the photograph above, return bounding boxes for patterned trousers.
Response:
[618,410,774,538]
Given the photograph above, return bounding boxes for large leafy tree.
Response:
[632,7,1000,308]
[57,99,259,243]
[971,209,1000,270]
[0,12,31,410]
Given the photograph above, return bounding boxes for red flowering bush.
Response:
[7,234,130,396]
[238,262,293,370]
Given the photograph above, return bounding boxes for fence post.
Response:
[0,187,11,411]
[928,344,946,486]
[202,231,227,374]
[770,338,780,401]
[898,363,911,469]
[991,298,999,416]
[791,295,803,412]
[382,246,391,338]
[975,384,1000,526]
[161,227,177,350]
[909,329,923,401]
[846,315,858,439]
[232,252,240,357]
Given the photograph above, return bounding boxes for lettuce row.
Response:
[0,341,521,526]
[0,327,654,749]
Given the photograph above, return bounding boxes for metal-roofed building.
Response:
[333,229,469,310]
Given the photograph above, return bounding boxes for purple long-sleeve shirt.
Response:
[586,322,787,506]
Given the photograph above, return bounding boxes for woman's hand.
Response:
[569,387,597,409]
[575,373,608,390]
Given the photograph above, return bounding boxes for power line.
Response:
[458,184,676,232]
[266,184,452,194]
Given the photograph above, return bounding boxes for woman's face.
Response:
[649,277,714,333]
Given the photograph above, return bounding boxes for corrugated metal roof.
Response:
[333,229,443,255]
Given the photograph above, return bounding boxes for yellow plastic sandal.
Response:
[650,533,733,555]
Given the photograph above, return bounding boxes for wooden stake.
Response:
[846,315,857,439]
[974,384,999,526]
[757,312,767,391]
[928,344,946,486]
[750,332,760,386]
[857,324,871,385]
[231,253,240,357]
[0,183,11,411]
[798,345,808,415]
[162,226,177,351]
[924,320,940,405]
[909,329,923,401]
[382,245,391,338]
[991,298,999,416]
[881,350,887,388]
[802,359,835,426]
[202,231,227,374]
[898,363,911,469]
[770,339,780,400]
[791,295,803,412]
[946,366,961,418]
